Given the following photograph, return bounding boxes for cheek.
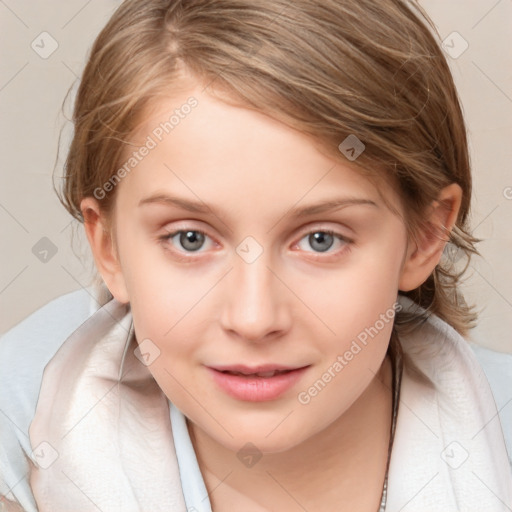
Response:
[291,240,404,344]
[117,229,208,334]
[293,272,398,429]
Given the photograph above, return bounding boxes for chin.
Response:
[216,421,312,455]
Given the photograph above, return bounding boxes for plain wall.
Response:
[1,0,511,352]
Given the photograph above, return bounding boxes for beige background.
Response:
[1,0,511,352]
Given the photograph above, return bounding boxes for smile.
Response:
[207,365,310,402]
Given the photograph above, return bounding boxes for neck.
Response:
[188,354,394,512]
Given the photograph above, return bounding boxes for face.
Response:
[105,77,409,454]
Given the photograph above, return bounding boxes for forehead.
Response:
[117,83,402,221]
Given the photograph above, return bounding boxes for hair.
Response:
[56,0,480,338]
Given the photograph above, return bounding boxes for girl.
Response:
[1,0,511,510]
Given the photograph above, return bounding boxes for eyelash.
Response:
[159,227,353,262]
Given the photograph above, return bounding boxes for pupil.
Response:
[310,232,333,252]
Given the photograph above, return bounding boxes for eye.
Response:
[295,229,352,256]
[159,226,352,261]
[160,229,213,253]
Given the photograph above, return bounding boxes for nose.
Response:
[219,250,291,343]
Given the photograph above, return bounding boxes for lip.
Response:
[210,363,304,374]
[206,364,310,402]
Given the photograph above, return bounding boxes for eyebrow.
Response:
[138,194,379,217]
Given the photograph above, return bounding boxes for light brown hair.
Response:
[56,0,480,337]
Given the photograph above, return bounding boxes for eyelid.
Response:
[161,220,216,241]
[160,221,353,244]
[296,223,354,240]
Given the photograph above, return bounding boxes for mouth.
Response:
[206,364,310,401]
[209,364,308,378]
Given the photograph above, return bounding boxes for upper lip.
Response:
[208,364,308,375]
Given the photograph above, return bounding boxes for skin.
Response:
[81,72,462,511]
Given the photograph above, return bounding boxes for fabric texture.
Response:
[1,288,511,511]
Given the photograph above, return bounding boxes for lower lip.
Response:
[207,367,309,402]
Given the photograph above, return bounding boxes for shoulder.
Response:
[0,287,101,509]
[469,343,512,397]
[0,287,101,414]
[397,295,512,468]
[469,342,512,386]
[469,343,512,465]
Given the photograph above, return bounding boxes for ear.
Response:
[399,183,462,292]
[80,197,130,304]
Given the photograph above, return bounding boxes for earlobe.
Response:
[80,197,130,304]
[398,183,462,292]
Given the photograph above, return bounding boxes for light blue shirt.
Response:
[1,288,511,510]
